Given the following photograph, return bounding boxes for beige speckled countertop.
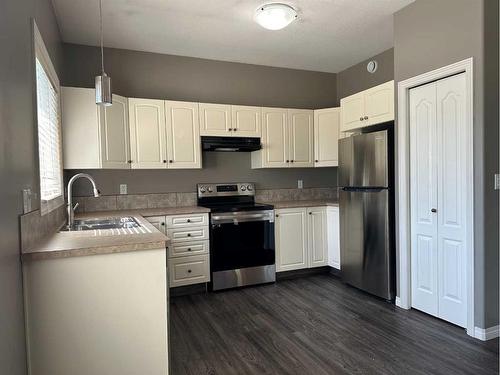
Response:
[22,213,169,261]
[263,200,339,209]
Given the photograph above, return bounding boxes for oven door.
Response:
[210,210,275,272]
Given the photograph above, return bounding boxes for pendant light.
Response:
[95,0,112,106]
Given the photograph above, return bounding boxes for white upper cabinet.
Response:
[364,81,395,125]
[288,109,314,168]
[313,107,340,167]
[199,103,232,136]
[100,94,130,169]
[340,91,365,132]
[165,101,201,169]
[128,98,167,169]
[252,108,313,169]
[231,105,261,137]
[253,107,288,168]
[340,80,394,132]
[62,87,130,169]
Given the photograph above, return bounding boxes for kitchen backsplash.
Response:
[73,187,338,213]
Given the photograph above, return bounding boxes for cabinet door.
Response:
[314,108,340,167]
[129,98,167,169]
[199,103,231,136]
[275,208,308,271]
[327,207,340,269]
[100,94,130,169]
[165,101,201,169]
[231,105,261,137]
[261,108,289,168]
[288,109,314,168]
[307,207,328,268]
[146,216,166,234]
[340,92,364,132]
[364,80,394,126]
[61,87,101,169]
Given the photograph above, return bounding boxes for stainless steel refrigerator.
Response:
[338,129,395,301]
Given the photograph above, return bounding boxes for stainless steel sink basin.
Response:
[61,216,140,231]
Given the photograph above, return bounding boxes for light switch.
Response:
[120,184,128,195]
[298,180,303,189]
[495,174,500,190]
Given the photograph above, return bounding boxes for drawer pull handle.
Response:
[187,219,191,223]
[187,269,192,273]
[161,222,165,226]
[187,248,192,251]
[187,233,191,237]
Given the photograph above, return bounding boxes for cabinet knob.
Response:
[290,160,294,163]
[187,248,192,251]
[360,117,364,121]
[187,269,192,273]
[315,160,319,163]
[309,212,312,215]
[275,214,279,217]
[161,222,165,226]
[127,160,132,163]
[163,160,167,163]
[431,208,437,213]
[187,233,191,237]
[228,128,232,131]
[187,219,191,223]
[169,160,173,163]
[364,116,368,120]
[286,160,290,163]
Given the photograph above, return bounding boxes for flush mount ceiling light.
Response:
[254,3,297,31]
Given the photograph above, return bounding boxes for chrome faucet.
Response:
[67,173,100,228]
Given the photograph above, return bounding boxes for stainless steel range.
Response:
[197,183,275,291]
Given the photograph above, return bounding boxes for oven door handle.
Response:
[211,211,274,225]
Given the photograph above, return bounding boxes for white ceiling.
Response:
[51,0,413,73]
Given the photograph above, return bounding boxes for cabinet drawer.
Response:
[166,226,208,243]
[169,255,210,287]
[168,240,209,258]
[146,216,166,234]
[165,213,208,228]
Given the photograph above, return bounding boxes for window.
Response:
[34,23,63,215]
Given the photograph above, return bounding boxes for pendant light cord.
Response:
[99,0,104,74]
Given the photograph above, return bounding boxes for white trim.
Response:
[397,58,475,337]
[473,325,500,341]
[395,296,405,309]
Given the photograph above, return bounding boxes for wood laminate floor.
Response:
[170,274,498,375]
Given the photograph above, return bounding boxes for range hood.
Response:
[201,136,262,152]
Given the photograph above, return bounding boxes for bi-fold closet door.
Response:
[409,73,467,328]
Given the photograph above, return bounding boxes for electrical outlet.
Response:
[298,180,303,189]
[120,184,128,195]
[494,174,500,190]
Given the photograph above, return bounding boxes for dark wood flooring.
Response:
[170,274,498,375]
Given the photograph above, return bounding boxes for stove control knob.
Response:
[207,186,213,193]
[240,185,246,191]
[200,186,206,193]
[247,185,253,191]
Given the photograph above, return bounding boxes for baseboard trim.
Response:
[170,283,208,297]
[395,296,402,307]
[473,325,500,341]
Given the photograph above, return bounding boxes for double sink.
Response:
[61,216,140,232]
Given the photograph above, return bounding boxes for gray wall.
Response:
[61,44,339,196]
[336,49,394,104]
[0,0,63,374]
[394,0,499,329]
[62,44,337,109]
[66,153,337,196]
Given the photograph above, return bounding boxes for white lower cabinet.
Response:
[326,207,340,270]
[276,206,339,272]
[147,213,210,288]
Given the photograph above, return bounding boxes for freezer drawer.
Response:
[340,188,394,300]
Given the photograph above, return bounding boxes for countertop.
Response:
[76,205,210,218]
[22,213,169,261]
[261,200,339,209]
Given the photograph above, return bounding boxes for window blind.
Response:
[36,57,62,203]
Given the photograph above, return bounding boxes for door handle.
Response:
[431,208,437,213]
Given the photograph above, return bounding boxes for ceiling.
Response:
[51,0,413,73]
